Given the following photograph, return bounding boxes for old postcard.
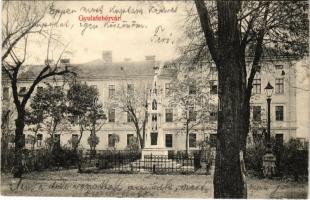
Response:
[1,0,309,199]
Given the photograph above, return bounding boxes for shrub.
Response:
[124,136,140,153]
[245,138,308,180]
[245,142,265,177]
[278,139,308,180]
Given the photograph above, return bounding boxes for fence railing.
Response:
[1,149,212,175]
[80,151,211,174]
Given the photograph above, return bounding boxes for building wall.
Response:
[1,58,304,151]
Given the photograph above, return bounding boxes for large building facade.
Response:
[1,52,306,152]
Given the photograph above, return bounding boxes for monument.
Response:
[141,65,168,159]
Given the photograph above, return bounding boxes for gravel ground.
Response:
[1,170,308,198]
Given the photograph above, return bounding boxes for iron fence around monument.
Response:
[80,150,209,174]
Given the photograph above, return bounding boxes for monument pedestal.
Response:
[262,153,276,178]
[141,148,168,160]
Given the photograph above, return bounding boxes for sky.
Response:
[20,1,192,64]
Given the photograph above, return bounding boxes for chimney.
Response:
[145,55,156,61]
[60,58,70,64]
[45,59,54,65]
[124,58,131,62]
[102,51,112,63]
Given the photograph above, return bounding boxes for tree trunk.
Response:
[186,120,189,156]
[32,126,40,151]
[74,124,84,152]
[241,98,251,153]
[51,121,59,152]
[142,127,146,149]
[213,1,246,198]
[136,128,143,149]
[214,62,245,198]
[13,113,25,178]
[142,110,148,149]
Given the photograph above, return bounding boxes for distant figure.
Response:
[240,150,247,198]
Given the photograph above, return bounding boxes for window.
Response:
[210,80,217,94]
[127,112,134,123]
[19,87,27,96]
[189,81,196,94]
[253,106,261,122]
[275,78,284,94]
[165,108,173,122]
[210,112,217,120]
[37,134,43,147]
[209,134,217,147]
[127,134,134,146]
[296,138,306,147]
[189,133,196,148]
[37,86,43,93]
[253,79,261,94]
[275,65,283,70]
[25,135,32,145]
[189,107,196,121]
[71,134,78,148]
[3,87,9,100]
[188,66,195,71]
[108,109,115,122]
[165,134,173,148]
[108,85,115,98]
[54,86,61,92]
[127,84,134,95]
[275,134,284,146]
[108,134,114,147]
[90,85,97,89]
[210,66,217,73]
[151,132,158,145]
[165,83,172,96]
[275,106,284,121]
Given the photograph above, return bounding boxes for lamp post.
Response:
[262,82,276,178]
[265,82,273,150]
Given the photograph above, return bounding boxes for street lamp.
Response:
[262,82,276,178]
[264,82,274,147]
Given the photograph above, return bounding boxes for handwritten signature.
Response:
[150,25,174,45]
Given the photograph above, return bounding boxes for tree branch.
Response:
[194,0,219,65]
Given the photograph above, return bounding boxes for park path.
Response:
[1,168,307,198]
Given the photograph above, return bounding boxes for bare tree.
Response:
[2,1,75,178]
[111,81,150,149]
[168,63,212,155]
[187,0,308,198]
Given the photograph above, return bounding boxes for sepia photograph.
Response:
[1,0,309,199]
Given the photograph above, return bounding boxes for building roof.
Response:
[17,59,164,80]
[77,59,158,78]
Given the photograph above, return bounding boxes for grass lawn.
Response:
[1,170,308,198]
